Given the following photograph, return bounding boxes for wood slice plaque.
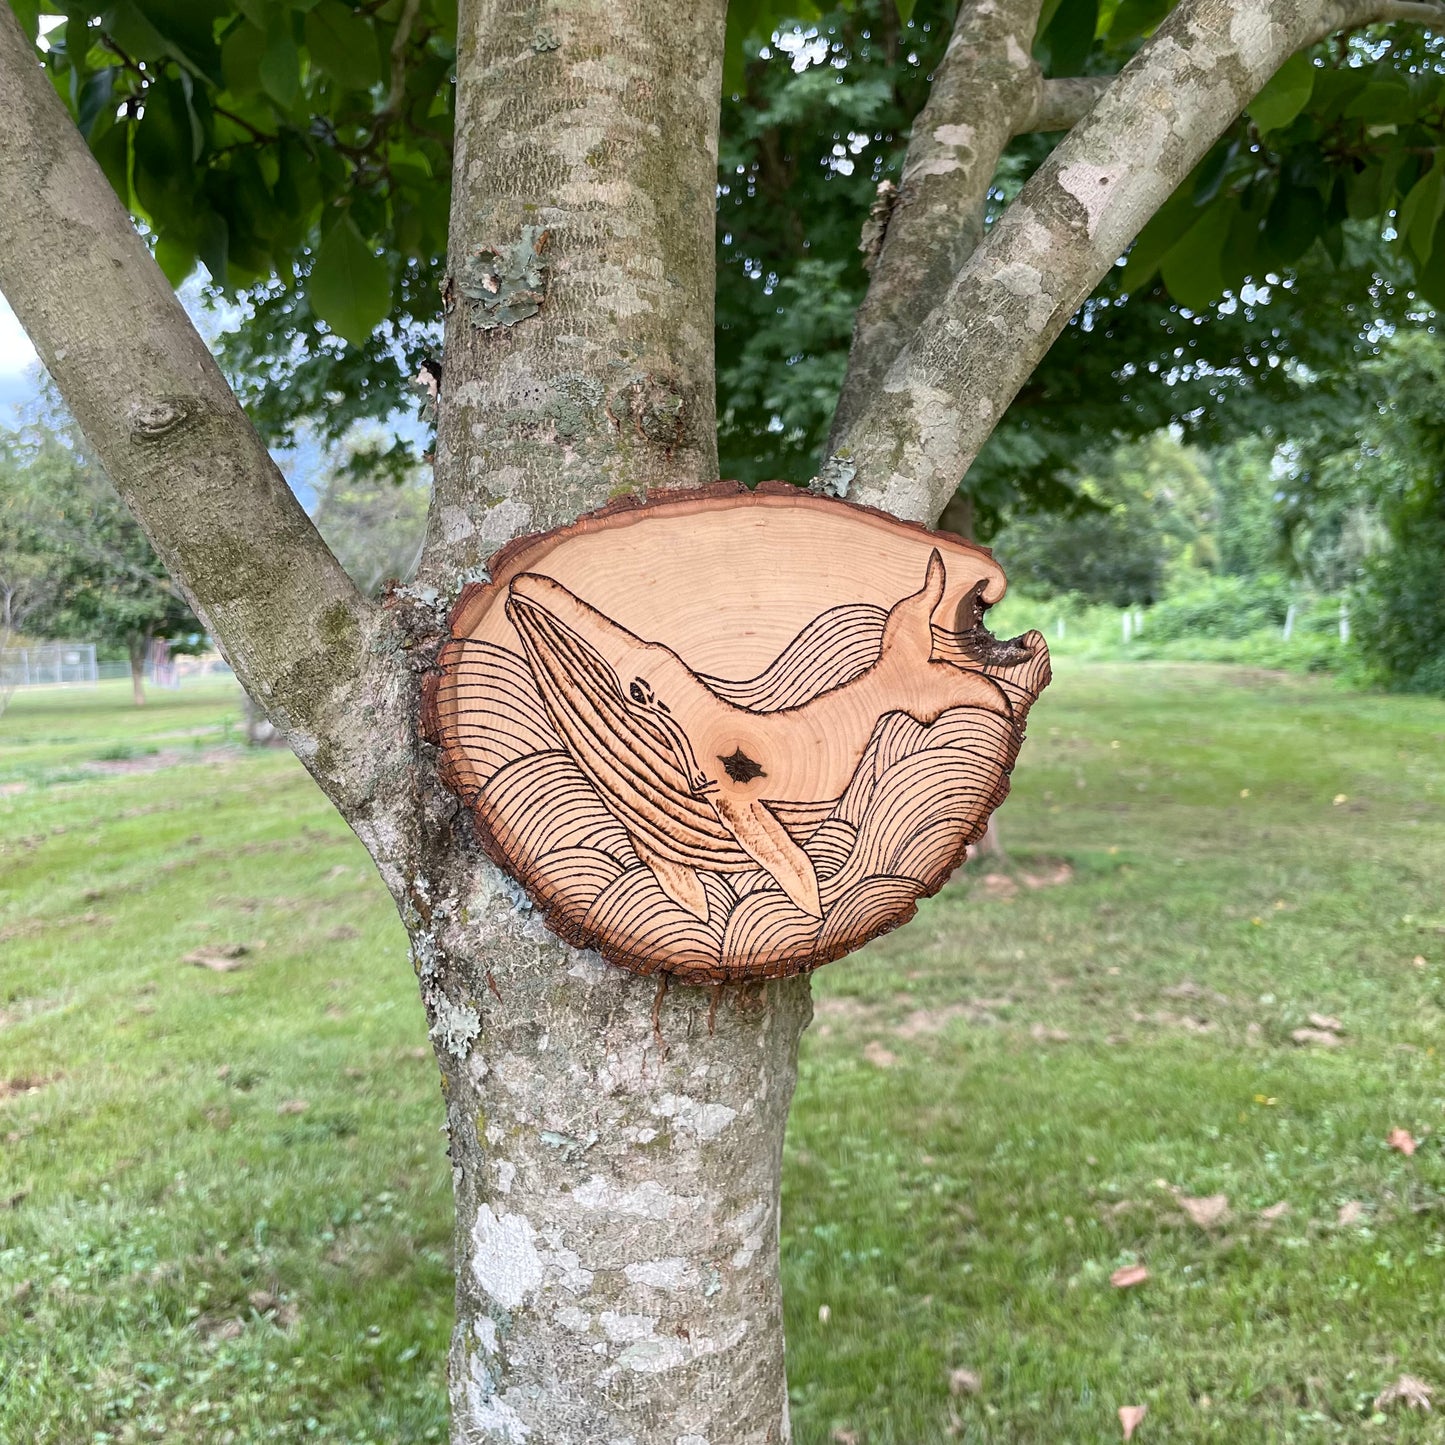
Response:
[423,482,1051,983]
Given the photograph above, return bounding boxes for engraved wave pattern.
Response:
[438,606,1047,983]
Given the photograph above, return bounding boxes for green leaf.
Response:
[1120,183,1209,293]
[153,233,195,286]
[1037,0,1097,75]
[1249,53,1315,134]
[1343,79,1411,124]
[221,20,267,94]
[1415,210,1445,310]
[1109,0,1173,42]
[259,14,300,108]
[91,120,132,202]
[894,0,917,22]
[305,0,383,92]
[7,0,41,43]
[1346,164,1385,222]
[1260,181,1326,269]
[76,66,116,139]
[308,214,390,345]
[1159,202,1232,311]
[196,211,230,288]
[1397,157,1445,267]
[133,0,228,83]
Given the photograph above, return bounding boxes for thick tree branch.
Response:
[828,0,1048,445]
[835,0,1441,526]
[0,7,407,824]
[1366,2,1445,24]
[1024,76,1112,132]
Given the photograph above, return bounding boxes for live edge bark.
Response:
[0,0,1436,1440]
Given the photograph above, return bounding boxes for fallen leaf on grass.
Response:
[1413,956,1428,969]
[1388,1127,1418,1156]
[1119,1403,1147,1438]
[1259,1201,1291,1222]
[1337,1200,1366,1226]
[184,943,253,973]
[276,1099,309,1116]
[949,1368,981,1396]
[1307,1013,1343,1032]
[1110,1264,1150,1289]
[862,1041,897,1069]
[1375,1375,1434,1412]
[818,1304,831,1324]
[1178,1193,1229,1229]
[1291,1028,1343,1047]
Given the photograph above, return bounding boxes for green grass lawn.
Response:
[2,669,1443,1442]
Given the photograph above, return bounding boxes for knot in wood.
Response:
[128,396,197,442]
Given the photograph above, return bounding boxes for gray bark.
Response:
[1,0,1438,1441]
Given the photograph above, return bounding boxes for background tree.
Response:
[3,418,202,704]
[0,436,61,714]
[1281,328,1445,692]
[4,0,1445,1439]
[992,432,1213,605]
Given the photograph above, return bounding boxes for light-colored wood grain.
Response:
[425,483,1051,982]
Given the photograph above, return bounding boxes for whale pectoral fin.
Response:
[630,833,709,922]
[711,794,822,919]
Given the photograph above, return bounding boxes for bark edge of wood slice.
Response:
[423,482,1052,983]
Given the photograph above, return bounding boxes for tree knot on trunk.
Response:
[460,226,552,330]
[127,396,202,444]
[605,374,688,452]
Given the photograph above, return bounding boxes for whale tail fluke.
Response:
[882,549,947,668]
[712,793,823,918]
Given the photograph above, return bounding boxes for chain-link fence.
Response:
[0,642,97,687]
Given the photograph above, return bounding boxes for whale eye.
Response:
[629,678,652,705]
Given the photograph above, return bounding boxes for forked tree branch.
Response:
[829,0,1049,443]
[834,0,1445,525]
[0,7,408,826]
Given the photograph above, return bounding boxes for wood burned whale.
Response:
[505,551,1013,921]
[423,482,1052,981]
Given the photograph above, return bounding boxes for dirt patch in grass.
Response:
[86,745,241,776]
[0,1075,56,1102]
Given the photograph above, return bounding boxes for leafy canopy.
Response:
[16,0,1445,517]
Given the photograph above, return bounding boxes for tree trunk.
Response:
[412,3,810,1439]
[128,632,148,707]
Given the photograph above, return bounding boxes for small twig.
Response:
[707,985,721,1037]
[367,0,423,145]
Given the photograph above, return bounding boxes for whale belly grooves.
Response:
[424,484,1052,982]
